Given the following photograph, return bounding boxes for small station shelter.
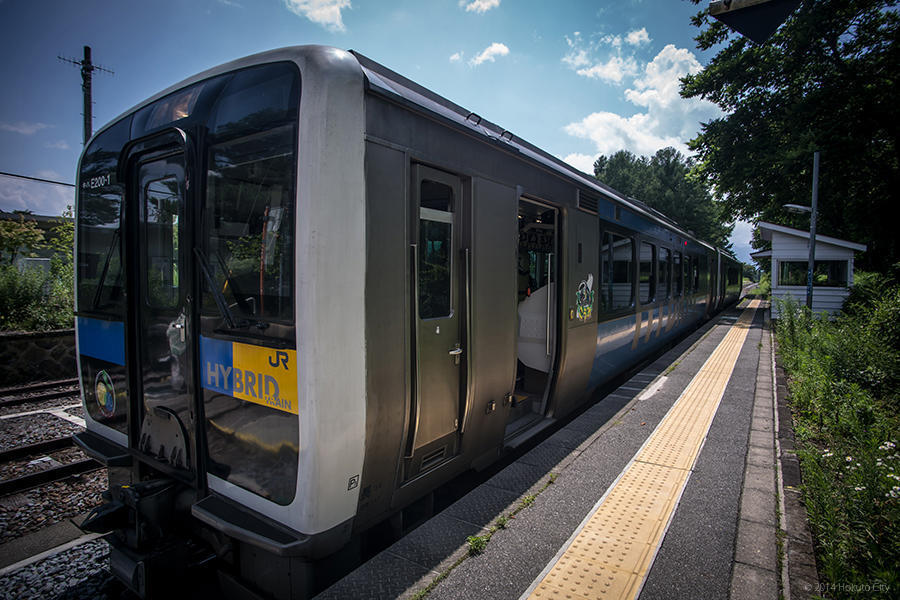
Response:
[751,221,867,318]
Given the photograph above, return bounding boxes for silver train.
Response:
[73,46,742,598]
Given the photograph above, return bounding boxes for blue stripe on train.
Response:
[76,317,125,366]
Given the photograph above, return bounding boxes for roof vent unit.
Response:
[577,192,599,215]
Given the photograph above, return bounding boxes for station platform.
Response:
[319,297,819,600]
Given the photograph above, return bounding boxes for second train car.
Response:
[73,45,742,598]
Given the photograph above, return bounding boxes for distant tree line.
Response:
[593,147,734,251]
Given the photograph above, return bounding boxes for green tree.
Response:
[682,0,899,271]
[593,147,734,249]
[0,207,74,331]
[0,212,45,265]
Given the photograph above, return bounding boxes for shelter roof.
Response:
[756,221,867,252]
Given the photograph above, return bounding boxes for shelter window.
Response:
[779,260,848,287]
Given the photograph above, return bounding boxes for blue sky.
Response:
[0,0,754,262]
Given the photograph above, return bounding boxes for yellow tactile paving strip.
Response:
[527,299,760,600]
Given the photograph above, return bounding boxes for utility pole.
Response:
[58,46,113,146]
[806,151,819,310]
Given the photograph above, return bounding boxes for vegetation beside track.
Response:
[775,270,900,597]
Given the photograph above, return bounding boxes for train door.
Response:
[126,132,198,477]
[508,198,558,437]
[408,165,464,475]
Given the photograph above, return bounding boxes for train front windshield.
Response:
[76,62,301,505]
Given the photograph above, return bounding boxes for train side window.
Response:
[684,256,693,294]
[658,247,670,300]
[673,251,683,296]
[418,180,454,319]
[639,242,655,304]
[693,258,701,292]
[599,232,610,312]
[610,234,633,310]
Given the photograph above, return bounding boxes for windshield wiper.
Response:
[91,229,119,309]
[213,250,254,316]
[193,248,238,329]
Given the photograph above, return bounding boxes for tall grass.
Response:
[776,276,900,596]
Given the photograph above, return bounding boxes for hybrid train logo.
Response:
[200,336,298,415]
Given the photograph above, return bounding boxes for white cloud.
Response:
[461,0,500,14]
[45,140,69,151]
[450,51,463,62]
[283,0,350,32]
[563,35,591,68]
[563,32,638,84]
[565,111,684,158]
[602,34,622,49]
[0,121,51,135]
[625,44,704,111]
[470,42,509,66]
[0,174,74,216]
[625,28,650,46]
[563,153,598,175]
[563,44,721,158]
[576,56,638,84]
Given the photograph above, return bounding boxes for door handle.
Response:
[449,344,463,365]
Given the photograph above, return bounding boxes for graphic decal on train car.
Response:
[575,273,595,322]
[94,370,116,417]
[200,336,298,415]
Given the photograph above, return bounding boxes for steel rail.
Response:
[0,458,102,496]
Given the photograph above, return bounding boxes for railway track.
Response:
[0,378,106,547]
[0,436,101,497]
[0,378,80,410]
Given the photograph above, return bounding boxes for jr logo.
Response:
[269,351,290,369]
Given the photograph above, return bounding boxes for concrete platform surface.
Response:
[320,298,818,600]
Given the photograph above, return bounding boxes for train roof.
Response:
[84,45,729,256]
[349,49,722,254]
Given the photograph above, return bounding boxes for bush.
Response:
[0,262,73,331]
[776,286,900,596]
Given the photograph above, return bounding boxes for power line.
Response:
[0,171,76,188]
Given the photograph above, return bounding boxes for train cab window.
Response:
[209,63,298,139]
[77,118,131,315]
[418,180,454,319]
[204,125,296,325]
[201,63,300,507]
[673,251,683,296]
[658,247,670,300]
[639,242,655,304]
[142,170,182,308]
[610,234,633,310]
